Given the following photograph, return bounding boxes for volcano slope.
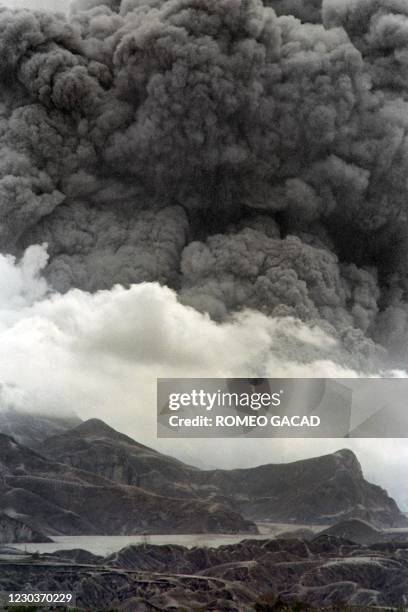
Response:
[38,419,407,529]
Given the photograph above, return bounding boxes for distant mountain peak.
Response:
[75,419,117,436]
[333,448,363,475]
[68,418,154,451]
[334,448,357,458]
[334,448,359,462]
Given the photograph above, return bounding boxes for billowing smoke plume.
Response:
[1,0,408,368]
[0,244,360,424]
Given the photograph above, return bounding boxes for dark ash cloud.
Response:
[1,0,408,368]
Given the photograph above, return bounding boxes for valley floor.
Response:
[0,528,408,611]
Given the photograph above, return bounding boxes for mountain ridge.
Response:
[37,418,407,529]
[0,431,255,537]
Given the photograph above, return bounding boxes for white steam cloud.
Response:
[0,244,357,417]
[0,244,406,509]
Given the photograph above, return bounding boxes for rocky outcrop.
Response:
[321,518,382,545]
[0,514,52,544]
[39,421,407,529]
[197,449,407,528]
[0,434,256,538]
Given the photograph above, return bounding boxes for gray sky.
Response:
[0,0,67,11]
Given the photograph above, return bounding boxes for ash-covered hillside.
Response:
[0,431,255,538]
[38,418,407,528]
[2,534,408,609]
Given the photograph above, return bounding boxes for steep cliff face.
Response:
[197,449,406,528]
[0,514,51,544]
[39,421,406,529]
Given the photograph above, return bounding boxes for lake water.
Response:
[10,523,324,557]
[11,534,266,556]
[7,523,408,558]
